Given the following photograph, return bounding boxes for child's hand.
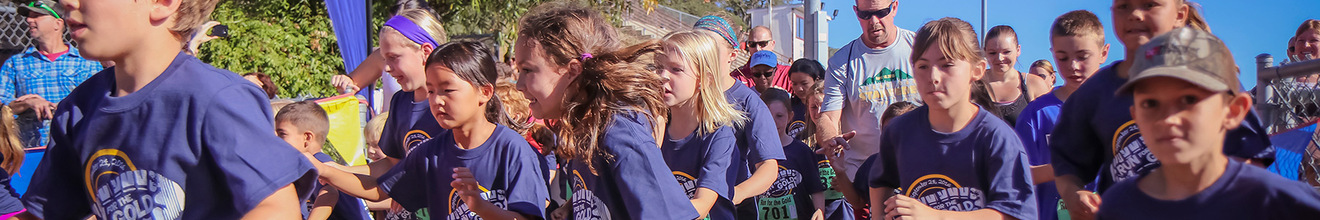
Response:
[1063,190,1101,220]
[450,167,483,205]
[550,203,572,220]
[883,195,939,220]
[331,75,361,94]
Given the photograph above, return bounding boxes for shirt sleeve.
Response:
[1225,109,1275,165]
[20,101,91,219]
[1014,109,1049,166]
[201,84,317,214]
[697,128,737,199]
[504,141,549,219]
[376,141,428,211]
[869,123,900,189]
[745,98,787,162]
[606,120,700,220]
[821,56,849,113]
[797,146,825,195]
[379,95,405,159]
[1049,92,1102,182]
[0,59,17,105]
[981,128,1037,220]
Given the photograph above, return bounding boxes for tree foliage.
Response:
[199,0,341,98]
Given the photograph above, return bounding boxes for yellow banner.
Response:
[317,94,367,166]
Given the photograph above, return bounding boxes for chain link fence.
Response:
[1,2,34,61]
[1255,53,1320,190]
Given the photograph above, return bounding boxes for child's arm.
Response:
[868,187,895,218]
[240,184,302,219]
[1031,164,1055,184]
[1056,175,1100,220]
[307,187,340,220]
[691,188,721,219]
[308,155,391,202]
[810,192,826,220]
[882,195,1017,220]
[331,49,385,93]
[734,159,779,204]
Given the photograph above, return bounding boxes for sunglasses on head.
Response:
[854,2,895,20]
[25,1,60,19]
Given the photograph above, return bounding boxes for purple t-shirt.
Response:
[21,52,317,219]
[1050,61,1275,193]
[1098,159,1320,219]
[377,125,548,219]
[563,111,699,219]
[379,91,447,159]
[1014,91,1063,220]
[662,126,738,219]
[869,106,1037,220]
[756,140,825,220]
[725,81,788,182]
[0,159,20,214]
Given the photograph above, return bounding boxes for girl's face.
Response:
[807,92,824,122]
[1112,0,1187,51]
[654,50,700,108]
[60,0,152,61]
[425,65,492,130]
[789,72,815,99]
[913,41,985,111]
[983,36,1020,72]
[380,30,432,92]
[1029,67,1055,86]
[514,38,574,119]
[1051,35,1110,89]
[766,101,792,137]
[1131,77,1244,165]
[1298,28,1320,59]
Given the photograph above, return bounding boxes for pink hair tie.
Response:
[580,53,594,61]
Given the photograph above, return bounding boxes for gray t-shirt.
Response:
[822,29,920,177]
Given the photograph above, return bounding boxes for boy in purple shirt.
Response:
[18,0,316,218]
[1098,27,1320,220]
[274,101,370,220]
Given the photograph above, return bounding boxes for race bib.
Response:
[757,195,798,220]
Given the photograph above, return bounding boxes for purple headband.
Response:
[384,15,439,48]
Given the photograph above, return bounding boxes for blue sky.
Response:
[821,0,1320,88]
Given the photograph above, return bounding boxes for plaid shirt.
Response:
[0,46,102,148]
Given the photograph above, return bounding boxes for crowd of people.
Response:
[0,0,1318,219]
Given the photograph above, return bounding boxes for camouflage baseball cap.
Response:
[1117,27,1240,96]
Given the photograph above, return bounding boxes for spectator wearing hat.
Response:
[733,26,793,93]
[0,0,103,148]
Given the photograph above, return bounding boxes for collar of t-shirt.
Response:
[37,49,69,62]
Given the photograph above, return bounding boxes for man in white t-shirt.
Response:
[818,0,920,178]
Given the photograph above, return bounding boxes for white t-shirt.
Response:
[822,29,921,177]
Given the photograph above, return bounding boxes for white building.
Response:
[747,4,830,64]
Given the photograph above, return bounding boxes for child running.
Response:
[1013,10,1110,220]
[861,17,1037,220]
[655,30,743,219]
[1098,27,1320,219]
[19,0,316,218]
[275,101,371,220]
[315,41,548,220]
[514,2,697,219]
[759,88,825,220]
[1050,1,1275,219]
[824,101,915,220]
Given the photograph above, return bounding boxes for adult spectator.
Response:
[0,0,102,148]
[818,0,920,178]
[1026,59,1057,97]
[746,51,782,94]
[732,26,792,92]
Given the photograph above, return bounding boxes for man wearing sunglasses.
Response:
[817,0,920,179]
[733,26,793,94]
[1,0,103,150]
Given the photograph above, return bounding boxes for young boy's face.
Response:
[380,30,431,92]
[913,41,985,111]
[1050,35,1109,89]
[766,101,791,137]
[1111,0,1187,51]
[1130,77,1246,164]
[275,121,314,153]
[60,0,154,60]
[425,65,491,130]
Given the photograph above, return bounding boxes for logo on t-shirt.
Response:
[384,202,421,220]
[1110,121,1157,182]
[856,68,918,102]
[404,130,432,155]
[816,160,843,200]
[762,165,802,198]
[84,149,185,219]
[447,187,508,220]
[570,170,612,220]
[903,174,985,212]
[787,120,807,139]
[673,171,699,198]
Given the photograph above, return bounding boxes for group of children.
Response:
[0,0,1316,219]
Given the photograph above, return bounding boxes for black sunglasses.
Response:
[746,40,770,49]
[752,70,775,78]
[855,2,895,20]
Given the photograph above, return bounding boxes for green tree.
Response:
[199,0,342,98]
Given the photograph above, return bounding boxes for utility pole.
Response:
[981,0,987,36]
[804,0,828,62]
